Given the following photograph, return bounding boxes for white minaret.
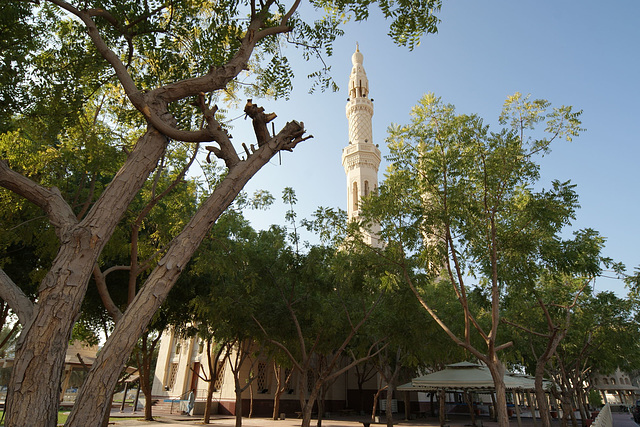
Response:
[342,45,381,246]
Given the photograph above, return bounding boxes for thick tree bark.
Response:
[65,120,305,426]
[3,129,168,427]
[0,0,309,421]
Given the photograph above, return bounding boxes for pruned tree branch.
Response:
[0,160,77,238]
[0,268,34,326]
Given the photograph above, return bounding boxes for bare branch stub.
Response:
[206,100,311,168]
[244,99,277,146]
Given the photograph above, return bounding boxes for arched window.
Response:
[594,378,599,386]
[611,378,616,385]
[352,182,358,211]
[603,378,609,385]
[364,180,370,196]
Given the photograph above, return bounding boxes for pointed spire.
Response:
[349,44,368,99]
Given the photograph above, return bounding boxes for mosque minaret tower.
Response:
[342,44,382,246]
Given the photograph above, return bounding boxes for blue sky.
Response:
[227,1,639,296]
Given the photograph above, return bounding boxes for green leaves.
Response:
[499,92,584,154]
[314,0,442,50]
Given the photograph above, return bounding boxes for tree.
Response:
[501,228,608,427]
[242,190,387,427]
[362,267,465,426]
[550,291,640,427]
[184,209,277,426]
[254,245,385,427]
[0,1,444,426]
[357,92,585,427]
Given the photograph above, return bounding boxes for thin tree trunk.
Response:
[371,385,385,422]
[465,390,476,427]
[273,365,282,420]
[273,385,283,420]
[490,391,498,421]
[535,378,552,427]
[316,387,324,427]
[249,383,253,419]
[204,378,215,424]
[430,392,436,417]
[527,391,539,427]
[385,387,394,427]
[439,389,446,427]
[301,386,321,427]
[235,378,243,427]
[487,360,510,427]
[514,391,523,427]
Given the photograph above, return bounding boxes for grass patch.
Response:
[0,411,67,426]
[0,411,142,426]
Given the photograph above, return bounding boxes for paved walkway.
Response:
[107,410,640,427]
[108,413,549,427]
[613,412,639,427]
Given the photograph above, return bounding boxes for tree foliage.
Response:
[355,92,596,427]
[0,1,445,425]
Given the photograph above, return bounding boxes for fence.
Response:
[592,404,612,427]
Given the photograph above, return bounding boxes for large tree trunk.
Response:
[3,130,168,427]
[63,120,305,426]
[4,240,96,427]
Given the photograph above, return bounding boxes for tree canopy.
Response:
[0,1,444,425]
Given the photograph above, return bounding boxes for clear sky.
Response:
[221,1,639,296]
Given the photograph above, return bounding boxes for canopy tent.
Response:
[397,361,544,392]
[397,362,554,427]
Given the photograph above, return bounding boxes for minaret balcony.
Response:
[342,142,381,157]
[346,98,373,116]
